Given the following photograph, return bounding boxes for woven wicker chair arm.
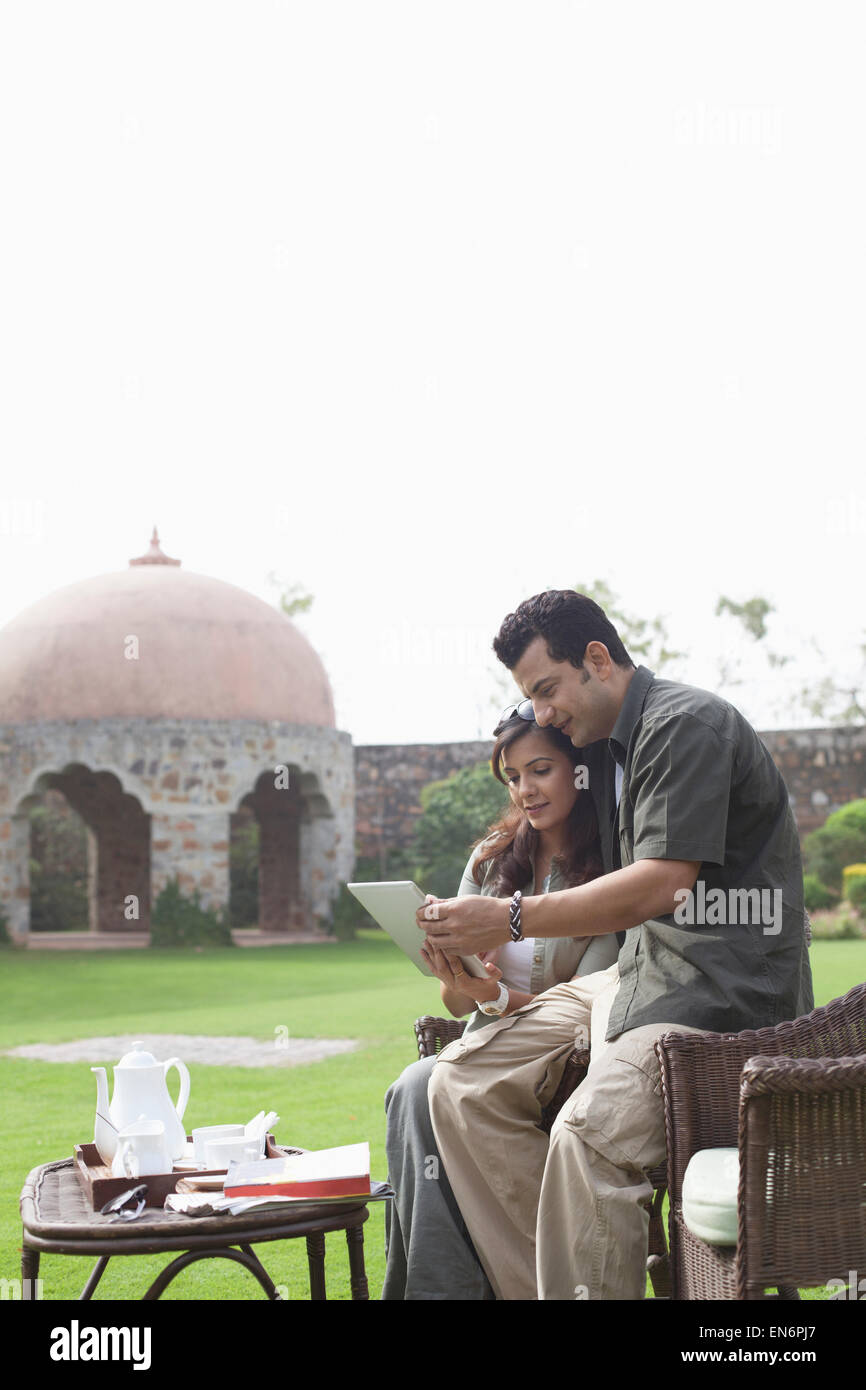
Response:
[413,1014,467,1058]
[741,1053,866,1097]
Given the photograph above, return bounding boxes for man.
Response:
[418,590,813,1300]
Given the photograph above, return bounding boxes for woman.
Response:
[382,708,617,1299]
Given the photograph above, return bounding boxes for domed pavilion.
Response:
[0,530,354,942]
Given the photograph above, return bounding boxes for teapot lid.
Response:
[117,1041,159,1068]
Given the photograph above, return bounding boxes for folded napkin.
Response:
[244,1110,280,1157]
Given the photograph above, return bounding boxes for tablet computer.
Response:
[346,881,489,980]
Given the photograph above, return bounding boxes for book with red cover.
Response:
[223,1142,370,1201]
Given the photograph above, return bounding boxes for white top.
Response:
[496,936,535,992]
[495,870,550,992]
[488,763,623,996]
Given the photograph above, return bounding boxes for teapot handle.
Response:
[163,1058,190,1120]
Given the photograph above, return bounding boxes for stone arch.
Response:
[234,765,333,933]
[17,762,150,934]
[20,755,144,810]
[292,769,334,821]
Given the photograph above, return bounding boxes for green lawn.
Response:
[1,934,864,1300]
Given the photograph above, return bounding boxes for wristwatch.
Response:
[478,983,510,1017]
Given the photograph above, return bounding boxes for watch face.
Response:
[481,985,508,1015]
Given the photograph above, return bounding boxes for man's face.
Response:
[511,636,617,747]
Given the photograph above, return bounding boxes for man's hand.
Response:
[417,894,511,955]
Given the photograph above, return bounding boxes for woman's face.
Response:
[499,728,579,832]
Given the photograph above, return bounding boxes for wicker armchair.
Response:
[655,981,866,1300]
[414,1015,671,1297]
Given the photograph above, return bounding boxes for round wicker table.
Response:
[20,1159,370,1301]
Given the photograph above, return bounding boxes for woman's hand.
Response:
[420,939,503,1004]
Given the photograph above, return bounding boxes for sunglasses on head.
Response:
[493,699,535,736]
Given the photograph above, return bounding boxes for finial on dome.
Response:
[129,526,181,567]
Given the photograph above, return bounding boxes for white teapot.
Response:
[92,1042,190,1165]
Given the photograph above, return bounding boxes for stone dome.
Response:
[0,531,336,725]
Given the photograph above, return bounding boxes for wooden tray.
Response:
[73,1133,281,1210]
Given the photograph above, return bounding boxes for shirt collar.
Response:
[608,665,655,768]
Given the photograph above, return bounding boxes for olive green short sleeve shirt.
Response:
[601,667,813,1039]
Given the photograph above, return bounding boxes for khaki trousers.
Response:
[427,963,708,1300]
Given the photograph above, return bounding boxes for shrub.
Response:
[802,799,866,892]
[803,873,837,912]
[150,877,234,947]
[842,863,866,901]
[28,861,90,932]
[326,884,366,941]
[808,908,866,941]
[324,855,399,940]
[0,910,11,947]
[410,762,510,900]
[847,876,866,913]
[28,803,89,931]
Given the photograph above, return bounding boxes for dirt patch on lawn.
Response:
[3,1034,360,1068]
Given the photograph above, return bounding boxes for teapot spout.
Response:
[91,1066,117,1164]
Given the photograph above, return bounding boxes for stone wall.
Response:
[353,739,493,870]
[0,718,354,939]
[353,726,866,861]
[758,727,866,834]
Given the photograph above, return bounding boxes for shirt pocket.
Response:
[618,818,635,868]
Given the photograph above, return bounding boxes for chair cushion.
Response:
[681,1147,740,1246]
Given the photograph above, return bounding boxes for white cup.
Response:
[204,1136,261,1170]
[192,1124,245,1166]
[112,1118,172,1179]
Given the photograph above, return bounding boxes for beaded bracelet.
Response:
[509,889,523,942]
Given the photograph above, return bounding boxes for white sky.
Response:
[1,2,864,745]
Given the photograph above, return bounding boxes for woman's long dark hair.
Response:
[471,716,603,895]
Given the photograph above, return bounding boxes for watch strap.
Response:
[479,982,510,1016]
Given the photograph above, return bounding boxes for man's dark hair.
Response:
[493,590,635,672]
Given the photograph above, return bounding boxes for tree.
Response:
[267,573,314,618]
[408,761,510,899]
[573,580,686,675]
[796,640,866,725]
[711,594,794,714]
[715,595,775,641]
[802,799,866,892]
[716,594,865,726]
